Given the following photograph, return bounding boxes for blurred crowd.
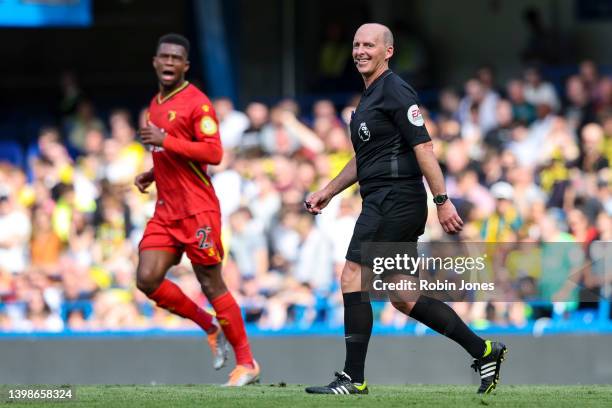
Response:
[0,60,611,333]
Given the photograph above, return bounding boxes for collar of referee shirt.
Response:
[363,69,393,96]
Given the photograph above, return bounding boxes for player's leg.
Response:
[136,249,217,334]
[194,263,254,368]
[184,211,258,385]
[193,262,259,385]
[137,217,217,335]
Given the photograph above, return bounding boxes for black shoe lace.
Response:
[328,371,349,387]
[470,359,479,373]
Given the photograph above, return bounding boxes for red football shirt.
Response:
[147,82,223,221]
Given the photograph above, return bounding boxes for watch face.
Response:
[434,195,447,204]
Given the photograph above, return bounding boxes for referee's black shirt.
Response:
[349,69,431,197]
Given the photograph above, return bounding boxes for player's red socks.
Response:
[211,291,254,367]
[148,279,216,334]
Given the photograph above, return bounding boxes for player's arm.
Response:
[305,156,357,214]
[139,104,223,164]
[384,81,462,234]
[134,168,155,194]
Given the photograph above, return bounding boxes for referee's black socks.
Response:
[409,295,486,358]
[342,291,372,384]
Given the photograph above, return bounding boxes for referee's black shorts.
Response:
[346,182,427,267]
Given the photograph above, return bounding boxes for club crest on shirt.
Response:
[407,104,425,126]
[167,110,177,121]
[200,115,218,135]
[358,122,371,141]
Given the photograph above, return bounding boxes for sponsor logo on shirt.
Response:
[168,110,177,121]
[407,104,425,126]
[358,122,371,141]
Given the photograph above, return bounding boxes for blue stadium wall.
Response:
[1,334,611,385]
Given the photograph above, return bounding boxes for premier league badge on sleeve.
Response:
[358,122,371,141]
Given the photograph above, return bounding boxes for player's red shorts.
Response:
[139,211,224,265]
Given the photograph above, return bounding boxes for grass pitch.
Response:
[2,384,611,407]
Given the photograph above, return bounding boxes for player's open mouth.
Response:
[161,70,176,81]
[355,59,370,66]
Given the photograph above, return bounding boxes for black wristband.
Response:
[433,193,448,206]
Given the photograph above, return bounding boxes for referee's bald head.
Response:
[356,23,394,47]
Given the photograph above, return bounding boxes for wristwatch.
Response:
[433,193,448,206]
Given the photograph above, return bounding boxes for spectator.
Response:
[293,212,333,291]
[563,75,597,134]
[30,206,63,273]
[104,109,145,185]
[538,210,583,303]
[506,165,545,221]
[14,289,63,332]
[506,79,537,125]
[438,88,461,121]
[458,78,499,134]
[484,99,515,152]
[567,207,598,253]
[507,125,540,167]
[523,67,560,112]
[571,123,609,174]
[241,102,269,154]
[0,185,31,274]
[480,182,522,242]
[578,60,600,101]
[451,167,495,219]
[66,100,106,154]
[214,97,250,149]
[250,174,282,231]
[228,207,268,281]
[260,105,323,156]
[476,64,500,95]
[595,77,612,116]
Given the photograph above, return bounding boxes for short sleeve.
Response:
[192,98,221,143]
[383,80,431,147]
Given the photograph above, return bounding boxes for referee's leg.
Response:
[339,260,373,385]
[386,274,508,394]
[384,272,487,359]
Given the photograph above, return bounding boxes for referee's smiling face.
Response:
[352,24,394,80]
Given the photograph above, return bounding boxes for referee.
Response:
[304,23,507,395]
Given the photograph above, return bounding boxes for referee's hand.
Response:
[436,200,463,234]
[304,189,332,215]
